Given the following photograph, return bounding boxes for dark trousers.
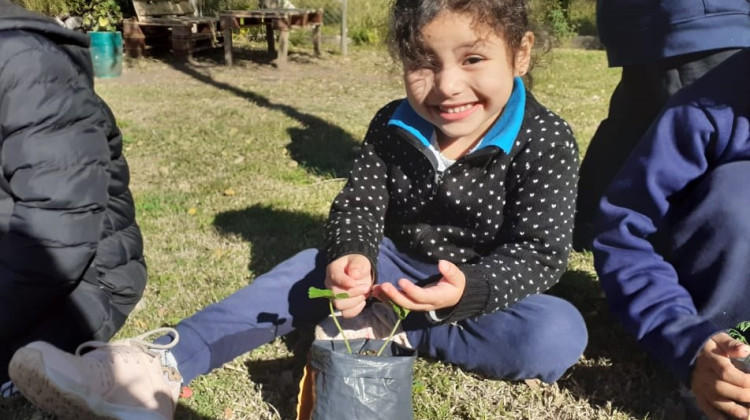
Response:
[167,238,588,384]
[0,280,127,382]
[573,48,741,251]
[664,161,750,328]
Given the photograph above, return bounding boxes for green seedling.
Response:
[308,286,411,356]
[308,286,353,354]
[376,301,411,356]
[728,320,750,345]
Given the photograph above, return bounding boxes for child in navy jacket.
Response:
[593,49,750,420]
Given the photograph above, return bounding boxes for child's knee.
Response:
[522,298,588,365]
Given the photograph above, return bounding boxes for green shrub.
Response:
[568,0,597,36]
[10,0,68,15]
[345,0,388,46]
[529,0,578,44]
[350,27,378,45]
[547,4,577,41]
[203,0,258,12]
[66,0,122,31]
[12,0,131,30]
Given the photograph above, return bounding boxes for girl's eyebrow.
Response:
[453,39,491,52]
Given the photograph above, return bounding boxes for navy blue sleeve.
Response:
[592,103,725,383]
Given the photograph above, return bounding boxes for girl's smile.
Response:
[438,102,480,120]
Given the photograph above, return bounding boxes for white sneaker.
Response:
[8,327,182,420]
[315,301,411,348]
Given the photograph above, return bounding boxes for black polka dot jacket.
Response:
[325,87,579,323]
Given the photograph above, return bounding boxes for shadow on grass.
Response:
[161,51,358,179]
[241,328,315,420]
[177,205,323,419]
[212,204,326,274]
[548,270,680,419]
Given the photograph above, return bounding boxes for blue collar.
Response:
[387,76,526,154]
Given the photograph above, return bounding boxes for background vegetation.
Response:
[12,0,597,46]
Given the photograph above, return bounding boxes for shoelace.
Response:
[74,327,180,356]
[0,380,19,398]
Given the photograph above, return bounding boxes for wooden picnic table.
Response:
[219,8,323,66]
[124,0,222,60]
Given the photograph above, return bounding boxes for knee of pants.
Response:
[447,296,588,383]
[496,296,588,382]
[519,298,588,365]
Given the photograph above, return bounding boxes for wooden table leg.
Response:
[222,17,233,65]
[171,24,193,62]
[312,23,321,57]
[265,22,275,54]
[277,20,289,66]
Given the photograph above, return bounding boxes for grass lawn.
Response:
[0,41,685,419]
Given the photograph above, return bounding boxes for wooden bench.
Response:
[219,8,323,66]
[123,0,222,60]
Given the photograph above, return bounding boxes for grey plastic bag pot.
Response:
[297,338,416,420]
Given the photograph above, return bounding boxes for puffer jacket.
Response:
[0,1,146,332]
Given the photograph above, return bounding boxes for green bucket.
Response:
[88,31,123,78]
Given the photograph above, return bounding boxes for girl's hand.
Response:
[325,254,373,318]
[372,260,465,312]
[691,332,750,420]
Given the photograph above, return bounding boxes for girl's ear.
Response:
[514,31,534,76]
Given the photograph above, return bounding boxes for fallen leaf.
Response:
[223,189,236,196]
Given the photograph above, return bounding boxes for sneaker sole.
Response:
[9,346,167,420]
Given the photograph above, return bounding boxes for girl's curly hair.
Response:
[387,0,532,74]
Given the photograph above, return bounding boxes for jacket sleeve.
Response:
[447,126,580,322]
[0,34,110,335]
[324,108,391,270]
[592,103,724,383]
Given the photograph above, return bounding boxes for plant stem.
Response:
[330,299,352,354]
[376,319,403,356]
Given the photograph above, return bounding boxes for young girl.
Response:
[9,1,588,418]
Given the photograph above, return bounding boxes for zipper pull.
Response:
[432,170,444,195]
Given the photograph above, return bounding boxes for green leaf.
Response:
[413,380,426,394]
[307,286,348,300]
[390,301,410,320]
[729,329,747,344]
[730,321,750,345]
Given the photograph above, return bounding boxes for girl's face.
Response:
[404,11,533,148]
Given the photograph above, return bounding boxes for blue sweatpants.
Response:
[167,238,587,384]
[663,161,750,328]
